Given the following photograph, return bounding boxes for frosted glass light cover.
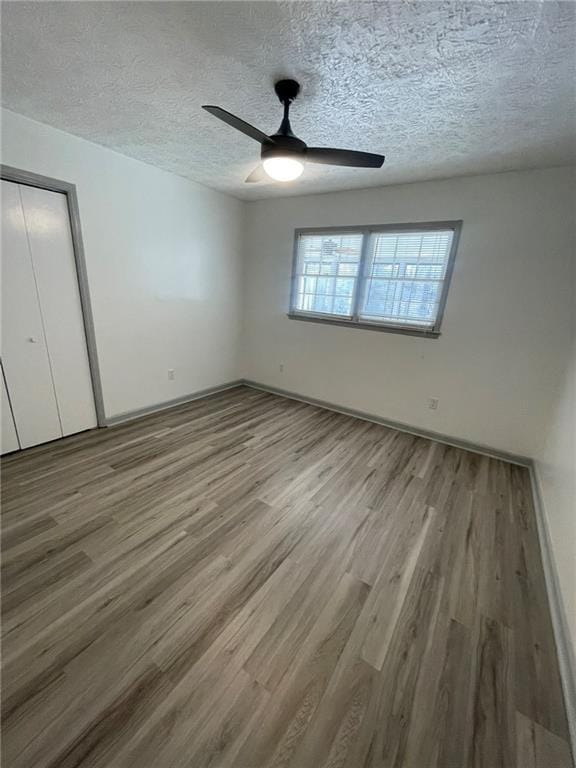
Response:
[263,157,304,182]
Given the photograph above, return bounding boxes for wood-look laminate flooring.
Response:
[1,386,571,768]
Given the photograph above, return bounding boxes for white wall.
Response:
[536,265,575,659]
[1,108,244,419]
[243,166,575,459]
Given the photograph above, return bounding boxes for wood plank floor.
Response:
[1,385,571,768]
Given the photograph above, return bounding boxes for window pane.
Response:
[292,232,362,317]
[335,278,354,297]
[359,230,453,327]
[317,276,335,294]
[362,279,442,323]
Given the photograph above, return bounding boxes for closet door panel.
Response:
[1,180,62,448]
[1,363,20,454]
[20,185,97,436]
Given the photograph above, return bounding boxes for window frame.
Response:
[288,220,462,338]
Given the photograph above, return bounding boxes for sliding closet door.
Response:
[19,185,96,436]
[1,180,62,448]
[1,363,20,454]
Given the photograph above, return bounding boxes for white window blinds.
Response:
[360,230,454,327]
[291,224,459,335]
[292,232,363,317]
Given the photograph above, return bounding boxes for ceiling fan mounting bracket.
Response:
[274,79,300,105]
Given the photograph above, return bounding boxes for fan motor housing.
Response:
[261,134,307,161]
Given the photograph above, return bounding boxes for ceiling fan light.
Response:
[262,156,304,182]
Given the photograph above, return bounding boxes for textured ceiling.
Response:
[2,1,575,200]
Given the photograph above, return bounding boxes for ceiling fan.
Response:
[202,79,385,183]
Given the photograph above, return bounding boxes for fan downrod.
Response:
[274,79,300,105]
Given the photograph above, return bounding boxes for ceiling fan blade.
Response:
[245,165,268,183]
[306,147,384,168]
[202,105,272,144]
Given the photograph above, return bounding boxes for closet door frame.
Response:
[1,164,105,427]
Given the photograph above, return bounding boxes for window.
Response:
[289,221,461,336]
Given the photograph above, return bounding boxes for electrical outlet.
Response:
[168,369,175,381]
[279,363,285,373]
[428,397,439,410]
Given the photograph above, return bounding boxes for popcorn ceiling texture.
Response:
[2,1,575,200]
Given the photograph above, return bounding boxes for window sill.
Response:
[287,312,441,338]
